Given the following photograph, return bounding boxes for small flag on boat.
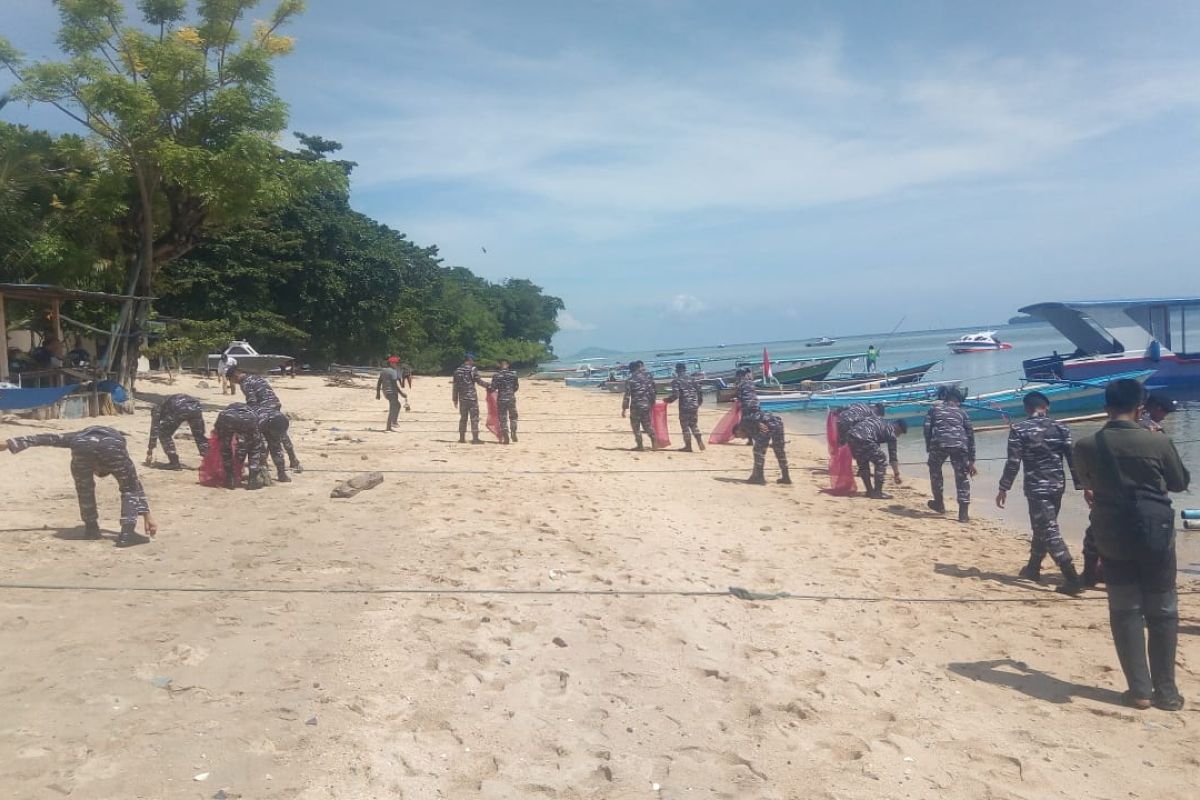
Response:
[762,348,772,379]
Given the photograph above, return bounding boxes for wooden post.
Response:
[0,292,8,381]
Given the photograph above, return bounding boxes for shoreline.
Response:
[0,375,1197,799]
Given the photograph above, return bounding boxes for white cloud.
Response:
[666,294,707,316]
[556,310,596,331]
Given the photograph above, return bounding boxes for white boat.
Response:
[805,337,837,347]
[947,331,1012,354]
[206,341,293,374]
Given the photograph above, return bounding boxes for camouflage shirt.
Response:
[735,377,760,414]
[240,374,281,411]
[622,371,658,412]
[6,426,149,511]
[491,369,520,404]
[452,363,487,404]
[847,416,900,465]
[667,375,703,411]
[924,402,975,459]
[836,403,877,445]
[999,414,1078,496]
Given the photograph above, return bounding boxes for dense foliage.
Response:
[1,1,562,372]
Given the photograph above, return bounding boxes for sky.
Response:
[3,1,1200,357]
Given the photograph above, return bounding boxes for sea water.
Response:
[553,321,1199,577]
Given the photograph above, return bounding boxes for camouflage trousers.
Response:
[928,447,971,504]
[70,452,147,532]
[629,406,655,445]
[150,409,208,461]
[679,406,701,445]
[752,424,788,471]
[218,429,266,478]
[1027,493,1073,568]
[458,399,480,437]
[263,416,299,473]
[849,440,886,487]
[497,399,518,439]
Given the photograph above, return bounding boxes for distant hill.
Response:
[565,346,624,360]
[1007,315,1040,325]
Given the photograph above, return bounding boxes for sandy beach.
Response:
[1,374,1197,799]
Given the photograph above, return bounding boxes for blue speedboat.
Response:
[1021,298,1200,390]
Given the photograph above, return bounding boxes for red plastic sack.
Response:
[709,401,742,445]
[486,391,502,440]
[651,401,671,448]
[824,411,857,495]
[198,432,244,488]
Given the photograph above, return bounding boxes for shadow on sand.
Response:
[949,658,1125,707]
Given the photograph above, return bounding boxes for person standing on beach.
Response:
[452,353,489,444]
[847,416,906,498]
[621,361,658,451]
[217,353,237,395]
[925,388,976,522]
[214,402,269,490]
[146,393,209,469]
[376,356,409,432]
[1073,378,1190,711]
[866,345,879,372]
[734,411,791,484]
[996,392,1084,594]
[664,362,704,452]
[491,358,520,444]
[229,365,301,472]
[1,426,157,547]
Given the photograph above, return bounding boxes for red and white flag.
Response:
[762,347,772,380]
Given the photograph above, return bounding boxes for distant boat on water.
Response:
[947,331,1011,354]
[655,351,685,357]
[805,337,836,347]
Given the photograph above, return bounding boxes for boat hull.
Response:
[1025,352,1200,390]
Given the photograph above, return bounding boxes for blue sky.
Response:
[4,1,1200,356]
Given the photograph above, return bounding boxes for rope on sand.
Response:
[0,581,1193,602]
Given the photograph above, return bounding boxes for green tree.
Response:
[0,0,331,383]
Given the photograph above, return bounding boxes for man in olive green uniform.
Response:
[1074,379,1190,712]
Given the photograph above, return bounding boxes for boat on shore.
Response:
[206,341,292,374]
[1021,298,1200,389]
[715,357,846,402]
[811,360,940,390]
[947,331,1011,354]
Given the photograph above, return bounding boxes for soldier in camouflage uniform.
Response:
[621,361,658,451]
[846,416,907,498]
[924,388,976,522]
[452,353,489,444]
[229,365,300,471]
[2,426,157,547]
[835,402,884,447]
[664,362,704,452]
[734,367,760,415]
[490,358,520,444]
[734,410,791,484]
[146,393,209,469]
[214,403,269,490]
[996,392,1084,594]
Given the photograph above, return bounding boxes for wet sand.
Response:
[0,374,1197,799]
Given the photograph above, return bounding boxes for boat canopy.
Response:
[1019,298,1200,357]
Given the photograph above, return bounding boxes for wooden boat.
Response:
[757,381,960,413]
[807,360,940,390]
[715,358,846,402]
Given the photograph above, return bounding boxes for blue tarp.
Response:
[0,385,79,411]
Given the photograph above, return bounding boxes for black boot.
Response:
[777,465,792,485]
[1017,555,1042,581]
[1055,562,1084,596]
[247,470,265,490]
[501,432,510,445]
[82,521,102,540]
[1108,585,1153,705]
[276,467,292,483]
[290,461,303,473]
[115,527,150,548]
[1081,553,1101,587]
[872,475,892,500]
[927,496,945,513]
[747,466,766,485]
[634,436,645,451]
[1145,592,1183,710]
[471,436,484,445]
[166,454,182,471]
[224,473,237,490]
[681,440,693,452]
[459,432,467,443]
[511,431,518,443]
[957,502,970,523]
[695,435,705,451]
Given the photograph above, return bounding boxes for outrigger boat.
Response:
[811,360,940,390]
[1021,298,1200,389]
[715,357,846,402]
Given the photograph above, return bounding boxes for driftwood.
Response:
[331,472,384,498]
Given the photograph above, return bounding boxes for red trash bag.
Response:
[651,401,671,449]
[709,401,742,445]
[824,411,857,495]
[198,432,244,488]
[485,391,502,440]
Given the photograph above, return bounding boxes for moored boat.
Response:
[206,341,292,374]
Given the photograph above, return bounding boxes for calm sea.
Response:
[551,322,1199,577]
